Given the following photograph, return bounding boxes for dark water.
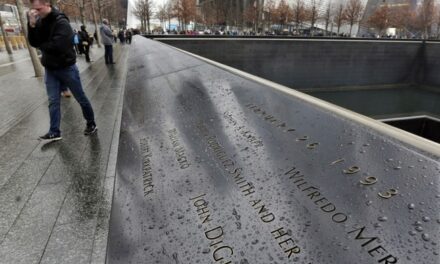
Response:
[306,86,440,119]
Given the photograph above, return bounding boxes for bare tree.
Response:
[333,3,346,35]
[164,0,174,32]
[305,0,321,36]
[323,1,333,36]
[264,0,278,29]
[90,0,101,47]
[243,3,258,31]
[389,3,416,38]
[133,0,154,33]
[255,0,265,33]
[343,0,364,36]
[417,0,435,38]
[156,3,167,30]
[172,0,196,31]
[200,0,216,28]
[275,0,292,31]
[367,4,390,36]
[69,0,121,26]
[217,0,231,28]
[292,0,306,33]
[435,4,440,38]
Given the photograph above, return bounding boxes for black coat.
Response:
[78,30,90,44]
[28,8,76,70]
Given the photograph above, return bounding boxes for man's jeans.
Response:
[104,45,113,64]
[44,64,95,135]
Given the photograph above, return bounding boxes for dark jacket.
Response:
[28,8,76,69]
[78,25,90,45]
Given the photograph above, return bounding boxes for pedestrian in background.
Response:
[27,0,97,141]
[79,25,92,62]
[118,29,125,44]
[73,29,80,54]
[100,19,115,65]
[126,29,132,44]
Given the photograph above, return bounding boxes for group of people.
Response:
[27,0,118,141]
[114,29,133,44]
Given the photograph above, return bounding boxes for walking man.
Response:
[27,0,97,141]
[100,19,115,64]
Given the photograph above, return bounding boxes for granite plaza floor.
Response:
[0,43,127,264]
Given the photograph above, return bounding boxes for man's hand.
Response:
[28,9,39,28]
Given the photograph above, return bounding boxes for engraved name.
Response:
[284,166,398,263]
[140,138,154,197]
[223,111,263,148]
[167,128,190,169]
[285,167,348,223]
[190,193,234,263]
[197,122,301,259]
[245,103,296,133]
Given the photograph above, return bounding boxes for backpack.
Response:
[73,34,79,44]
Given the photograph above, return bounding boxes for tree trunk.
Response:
[97,0,103,23]
[0,14,13,55]
[16,0,44,77]
[80,1,86,26]
[147,13,151,34]
[90,0,101,47]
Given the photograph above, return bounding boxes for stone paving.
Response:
[0,42,128,264]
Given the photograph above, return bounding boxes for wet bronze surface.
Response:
[107,37,440,264]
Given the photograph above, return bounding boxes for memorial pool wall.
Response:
[155,38,440,90]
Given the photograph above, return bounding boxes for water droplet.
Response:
[394,166,402,170]
[422,216,431,222]
[366,200,373,206]
[408,203,415,210]
[409,231,417,236]
[387,158,394,162]
[415,226,424,232]
[378,216,388,222]
[422,233,430,241]
[374,223,382,228]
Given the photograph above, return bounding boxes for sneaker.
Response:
[39,133,62,142]
[61,90,72,98]
[84,124,98,135]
